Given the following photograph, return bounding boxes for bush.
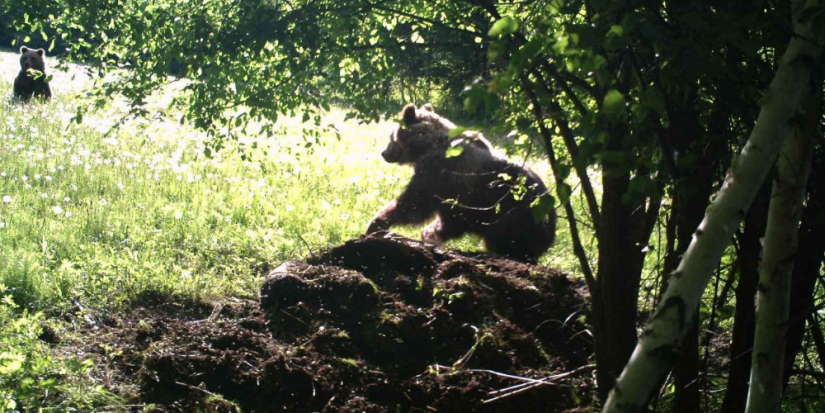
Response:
[0,284,104,411]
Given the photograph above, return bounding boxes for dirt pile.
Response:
[76,232,593,412]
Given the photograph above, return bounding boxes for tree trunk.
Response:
[601,2,824,410]
[781,90,825,390]
[720,185,770,413]
[744,80,821,413]
[671,99,726,413]
[594,166,649,400]
[674,313,701,413]
[671,148,719,413]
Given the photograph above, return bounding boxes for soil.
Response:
[62,232,594,412]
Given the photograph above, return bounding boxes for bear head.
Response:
[381,103,457,165]
[19,46,46,74]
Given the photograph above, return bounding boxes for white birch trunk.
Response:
[744,83,819,413]
[601,1,825,411]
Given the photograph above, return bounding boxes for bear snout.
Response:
[382,148,399,163]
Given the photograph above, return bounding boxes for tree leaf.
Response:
[556,183,572,205]
[602,89,626,119]
[448,127,468,138]
[531,193,557,224]
[488,17,519,37]
[445,146,465,158]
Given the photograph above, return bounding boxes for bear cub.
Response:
[366,103,556,263]
[14,46,52,102]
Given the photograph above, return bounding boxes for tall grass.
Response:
[0,48,595,411]
[0,50,590,313]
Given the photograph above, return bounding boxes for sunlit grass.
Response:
[0,49,591,313]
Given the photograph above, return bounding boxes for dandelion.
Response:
[286,205,295,212]
[174,211,184,219]
[341,213,350,220]
[22,175,28,182]
[63,197,71,203]
[117,182,125,190]
[99,199,108,206]
[45,175,52,181]
[34,174,41,180]
[65,212,72,218]
[2,195,11,203]
[41,193,49,199]
[0,172,5,177]
[52,205,64,214]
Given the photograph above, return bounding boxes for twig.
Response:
[486,364,596,395]
[482,364,596,403]
[175,381,221,398]
[295,233,316,258]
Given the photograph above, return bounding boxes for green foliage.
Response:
[4,0,823,410]
[444,145,465,158]
[601,90,626,121]
[0,64,579,312]
[0,284,105,411]
[488,17,519,37]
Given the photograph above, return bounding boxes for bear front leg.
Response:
[366,200,397,234]
[13,75,31,100]
[366,171,440,235]
[40,81,52,100]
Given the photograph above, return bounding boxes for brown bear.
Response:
[14,46,52,102]
[366,103,557,263]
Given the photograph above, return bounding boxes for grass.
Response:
[0,50,585,313]
[0,90,397,310]
[0,49,590,410]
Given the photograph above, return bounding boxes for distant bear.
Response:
[14,46,52,102]
[366,103,557,263]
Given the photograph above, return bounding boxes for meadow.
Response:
[0,49,587,409]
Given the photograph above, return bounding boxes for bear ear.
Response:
[20,46,30,54]
[422,103,435,112]
[36,48,45,56]
[401,104,418,126]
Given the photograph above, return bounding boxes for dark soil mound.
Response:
[75,233,593,412]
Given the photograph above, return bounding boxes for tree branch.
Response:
[521,75,596,295]
[528,68,602,236]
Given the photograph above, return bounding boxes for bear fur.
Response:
[14,46,52,102]
[366,103,557,263]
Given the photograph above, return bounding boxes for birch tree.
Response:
[744,83,821,413]
[601,1,825,411]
